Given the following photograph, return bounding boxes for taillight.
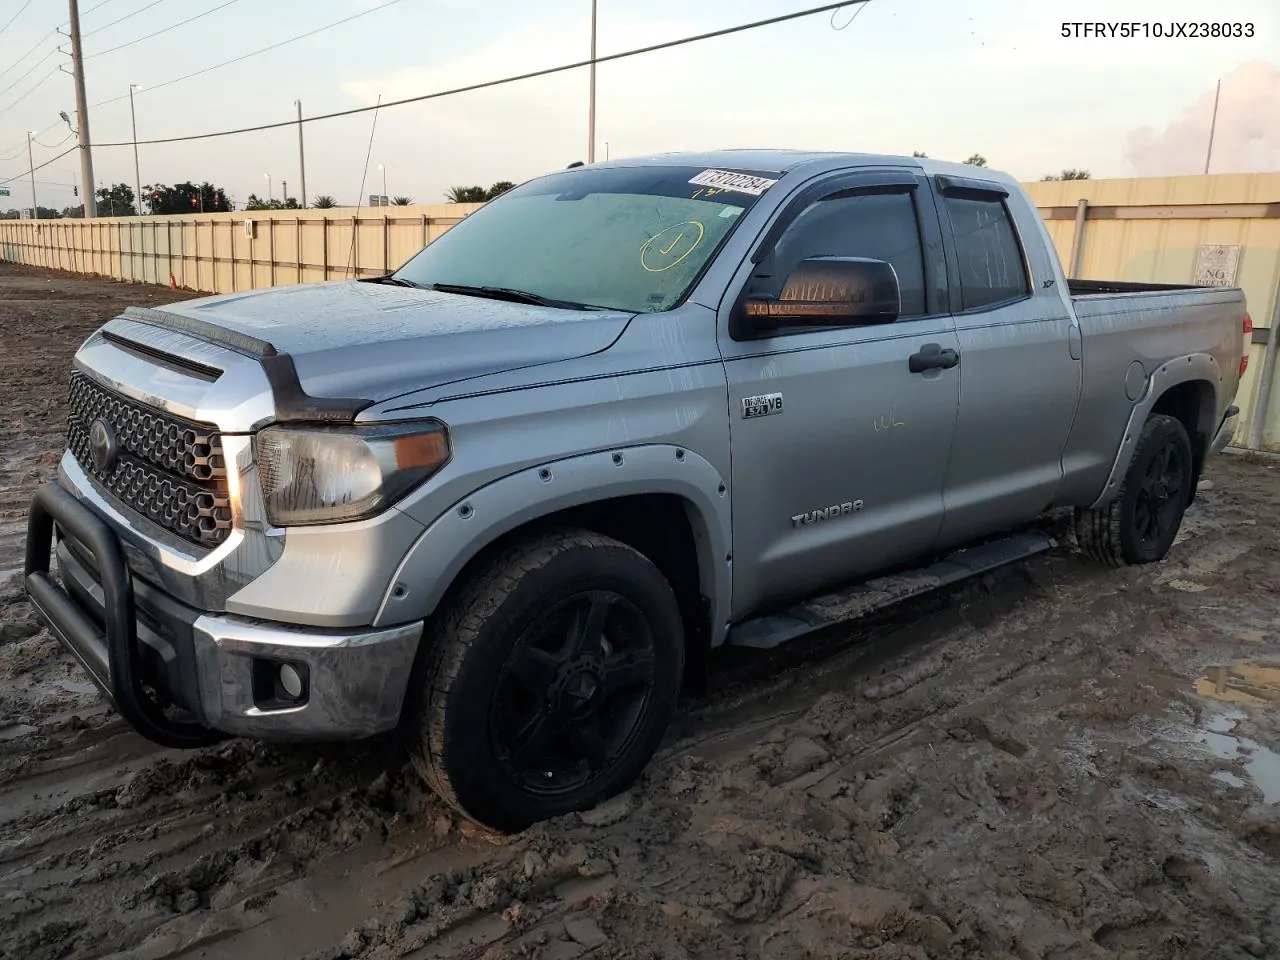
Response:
[1240,313,1252,376]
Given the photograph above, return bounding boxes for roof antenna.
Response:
[346,93,382,279]
[566,161,584,168]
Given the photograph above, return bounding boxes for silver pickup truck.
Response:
[25,151,1250,831]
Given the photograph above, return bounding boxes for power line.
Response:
[85,0,242,60]
[4,2,867,194]
[0,0,119,85]
[96,0,864,148]
[82,0,174,38]
[0,0,36,41]
[82,0,123,16]
[0,143,77,186]
[0,63,60,120]
[0,118,62,160]
[831,0,872,29]
[88,0,405,108]
[0,46,57,101]
[33,129,75,149]
[0,29,57,84]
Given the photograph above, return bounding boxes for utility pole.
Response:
[27,132,39,218]
[129,84,142,215]
[68,0,97,217]
[295,100,307,208]
[1203,78,1222,175]
[587,0,597,163]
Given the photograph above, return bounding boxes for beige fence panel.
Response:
[1025,173,1280,450]
[3,181,1278,448]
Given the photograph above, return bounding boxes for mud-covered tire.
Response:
[1075,413,1194,567]
[407,528,684,832]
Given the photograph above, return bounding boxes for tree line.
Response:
[2,178,524,220]
[911,151,1090,180]
[4,163,1093,221]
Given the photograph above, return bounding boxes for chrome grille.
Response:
[66,373,233,548]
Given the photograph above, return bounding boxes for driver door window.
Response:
[747,191,928,317]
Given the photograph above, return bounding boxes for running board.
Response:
[727,530,1056,650]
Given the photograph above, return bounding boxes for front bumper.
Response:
[1209,404,1241,456]
[25,482,422,745]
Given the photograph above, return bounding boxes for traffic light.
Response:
[73,185,78,197]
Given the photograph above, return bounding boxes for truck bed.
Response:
[1068,279,1216,297]
[1057,280,1246,506]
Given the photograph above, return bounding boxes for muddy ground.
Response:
[1,263,1279,960]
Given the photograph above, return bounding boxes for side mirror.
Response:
[741,256,900,330]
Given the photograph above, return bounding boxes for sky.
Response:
[0,0,1277,212]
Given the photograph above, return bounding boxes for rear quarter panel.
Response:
[1056,286,1245,506]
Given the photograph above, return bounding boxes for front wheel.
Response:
[1076,413,1194,567]
[407,529,684,832]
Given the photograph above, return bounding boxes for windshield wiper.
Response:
[429,282,598,311]
[366,274,423,288]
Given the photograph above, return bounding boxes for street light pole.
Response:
[27,132,39,218]
[129,84,142,215]
[67,0,97,217]
[379,164,387,201]
[1204,78,1222,175]
[295,99,307,208]
[587,0,597,163]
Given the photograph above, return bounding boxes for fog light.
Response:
[279,663,304,699]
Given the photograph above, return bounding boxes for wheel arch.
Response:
[1089,354,1221,510]
[374,445,732,690]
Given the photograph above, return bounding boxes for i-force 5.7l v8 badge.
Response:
[742,393,783,419]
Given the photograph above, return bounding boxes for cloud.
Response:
[1124,60,1280,176]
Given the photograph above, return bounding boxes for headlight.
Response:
[255,421,450,526]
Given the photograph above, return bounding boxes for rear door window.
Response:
[942,195,1030,311]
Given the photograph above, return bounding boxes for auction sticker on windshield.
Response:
[688,169,779,196]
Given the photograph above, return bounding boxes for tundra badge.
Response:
[792,501,864,527]
[742,393,784,419]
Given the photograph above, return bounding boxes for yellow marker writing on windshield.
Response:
[640,220,705,273]
[660,233,685,256]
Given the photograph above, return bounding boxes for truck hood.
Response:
[160,280,634,402]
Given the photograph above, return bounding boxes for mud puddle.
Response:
[1188,658,1280,804]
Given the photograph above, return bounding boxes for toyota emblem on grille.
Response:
[88,418,119,473]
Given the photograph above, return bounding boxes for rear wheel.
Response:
[408,529,684,832]
[1076,413,1194,566]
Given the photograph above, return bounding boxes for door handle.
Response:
[909,344,960,373]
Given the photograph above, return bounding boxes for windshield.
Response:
[392,165,780,313]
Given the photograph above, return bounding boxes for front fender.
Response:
[1088,352,1220,510]
[372,444,732,646]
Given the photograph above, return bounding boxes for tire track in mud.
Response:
[3,267,1280,959]
[3,473,1277,960]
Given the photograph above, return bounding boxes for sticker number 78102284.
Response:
[688,169,779,196]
